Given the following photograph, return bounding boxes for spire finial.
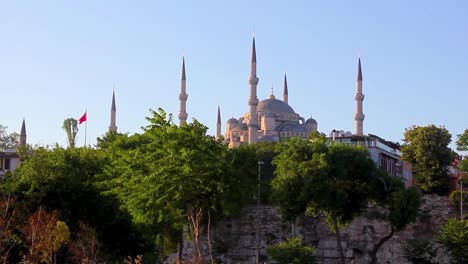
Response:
[109,88,117,132]
[357,57,362,81]
[251,35,257,63]
[111,88,116,111]
[217,105,221,124]
[19,118,27,146]
[269,85,275,99]
[181,56,186,81]
[283,72,289,104]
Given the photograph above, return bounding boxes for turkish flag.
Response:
[78,112,87,124]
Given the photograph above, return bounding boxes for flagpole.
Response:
[84,109,87,147]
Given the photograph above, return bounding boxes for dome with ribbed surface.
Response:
[306,118,317,125]
[227,118,239,124]
[230,123,248,131]
[257,98,296,114]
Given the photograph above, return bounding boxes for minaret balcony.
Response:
[354,114,365,121]
[248,77,259,85]
[179,94,188,101]
[248,98,259,105]
[355,94,365,100]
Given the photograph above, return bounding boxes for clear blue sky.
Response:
[1,1,467,148]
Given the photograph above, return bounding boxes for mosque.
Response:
[205,37,365,148]
[2,37,413,185]
[218,37,320,148]
[114,36,365,148]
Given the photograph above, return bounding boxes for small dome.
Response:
[227,118,239,124]
[306,118,317,125]
[264,112,275,118]
[279,123,308,133]
[257,98,296,115]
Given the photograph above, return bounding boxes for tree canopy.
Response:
[0,124,19,149]
[1,146,144,262]
[272,138,378,264]
[97,109,258,261]
[62,118,78,148]
[401,125,453,195]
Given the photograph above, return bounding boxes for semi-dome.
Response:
[279,123,308,133]
[230,123,248,132]
[257,98,296,115]
[227,117,239,124]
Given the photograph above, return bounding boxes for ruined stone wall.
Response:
[181,195,456,264]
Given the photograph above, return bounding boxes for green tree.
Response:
[62,118,78,148]
[100,109,249,262]
[401,125,453,195]
[437,218,468,264]
[367,172,421,263]
[0,124,19,149]
[456,129,468,152]
[455,129,468,172]
[272,138,377,264]
[3,146,143,261]
[267,237,317,264]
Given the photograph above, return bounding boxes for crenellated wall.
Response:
[180,195,457,264]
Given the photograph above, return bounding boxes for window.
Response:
[0,159,10,170]
[4,159,10,170]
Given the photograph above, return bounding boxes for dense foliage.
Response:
[0,146,144,262]
[267,237,317,264]
[272,137,422,264]
[0,124,19,149]
[437,219,468,264]
[272,138,378,264]
[0,109,261,262]
[401,125,453,195]
[401,238,440,264]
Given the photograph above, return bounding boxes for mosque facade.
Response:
[213,38,326,148]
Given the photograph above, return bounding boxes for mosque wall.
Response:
[180,195,455,264]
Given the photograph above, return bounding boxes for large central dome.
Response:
[257,97,296,114]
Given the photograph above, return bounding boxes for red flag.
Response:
[78,112,87,124]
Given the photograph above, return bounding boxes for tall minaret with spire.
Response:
[354,57,365,136]
[179,56,188,126]
[216,106,221,140]
[283,73,288,104]
[19,118,26,146]
[109,88,117,132]
[248,36,259,144]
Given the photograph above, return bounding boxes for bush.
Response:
[448,191,468,215]
[400,238,440,264]
[436,218,468,264]
[267,237,317,264]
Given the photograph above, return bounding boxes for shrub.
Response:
[436,218,468,264]
[267,237,317,264]
[400,238,440,264]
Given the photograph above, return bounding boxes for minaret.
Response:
[354,57,365,136]
[283,73,288,104]
[216,106,221,140]
[179,56,188,126]
[19,118,26,146]
[248,37,259,144]
[109,88,117,132]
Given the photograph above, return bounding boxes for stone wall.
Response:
[181,195,456,264]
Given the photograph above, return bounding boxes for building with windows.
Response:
[0,119,26,176]
[329,131,413,187]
